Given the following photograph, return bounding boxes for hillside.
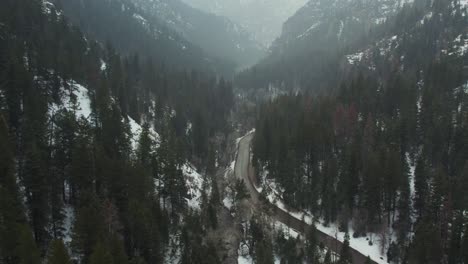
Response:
[2,0,468,264]
[56,0,237,75]
[0,0,235,263]
[182,0,308,47]
[236,0,468,93]
[129,0,266,68]
[242,0,468,263]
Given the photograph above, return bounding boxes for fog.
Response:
[181,0,308,47]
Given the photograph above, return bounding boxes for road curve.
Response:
[235,132,379,264]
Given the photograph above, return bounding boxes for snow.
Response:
[448,34,468,56]
[73,83,93,119]
[346,52,364,64]
[63,206,75,245]
[274,221,301,239]
[164,234,182,264]
[406,153,416,201]
[49,80,93,121]
[128,116,161,151]
[419,12,433,25]
[100,60,107,71]
[182,164,204,209]
[263,178,389,263]
[296,22,321,39]
[223,196,233,210]
[133,13,148,27]
[238,254,253,264]
[460,0,468,8]
[315,223,388,264]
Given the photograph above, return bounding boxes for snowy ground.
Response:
[237,255,254,264]
[182,164,204,209]
[127,116,160,150]
[48,81,92,120]
[262,178,389,264]
[63,206,75,245]
[237,221,299,264]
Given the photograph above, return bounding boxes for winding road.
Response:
[235,132,379,264]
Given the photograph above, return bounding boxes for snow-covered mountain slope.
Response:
[275,0,414,53]
[182,0,308,47]
[342,0,468,72]
[57,0,235,75]
[236,0,468,92]
[129,0,266,68]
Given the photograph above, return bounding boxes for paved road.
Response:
[235,132,379,264]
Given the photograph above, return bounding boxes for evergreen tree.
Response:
[89,242,113,264]
[15,225,41,264]
[137,123,153,167]
[305,225,318,263]
[462,223,468,264]
[72,200,106,262]
[110,235,128,264]
[364,256,372,264]
[414,157,428,219]
[396,162,411,246]
[324,250,332,264]
[46,240,71,264]
[339,232,352,264]
[0,115,27,263]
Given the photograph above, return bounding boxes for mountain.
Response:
[128,0,266,69]
[182,0,308,47]
[56,0,245,75]
[236,0,468,93]
[247,1,468,263]
[0,0,235,262]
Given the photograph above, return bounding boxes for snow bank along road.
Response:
[235,132,379,264]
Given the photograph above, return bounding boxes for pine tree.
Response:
[462,224,468,264]
[339,232,352,264]
[324,250,332,264]
[46,239,71,264]
[305,225,318,263]
[89,242,113,264]
[364,256,372,264]
[110,235,128,264]
[410,220,443,264]
[70,132,94,205]
[396,161,411,246]
[0,115,27,263]
[137,123,153,167]
[72,200,105,261]
[16,225,41,264]
[250,218,274,264]
[413,157,428,219]
[234,179,250,203]
[23,141,50,247]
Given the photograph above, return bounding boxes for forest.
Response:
[252,60,468,263]
[1,0,468,263]
[0,0,235,263]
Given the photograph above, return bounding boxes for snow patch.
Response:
[49,81,92,121]
[100,60,107,71]
[182,164,203,209]
[448,34,468,56]
[238,253,253,264]
[263,178,389,263]
[63,205,75,245]
[297,22,321,39]
[346,52,364,65]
